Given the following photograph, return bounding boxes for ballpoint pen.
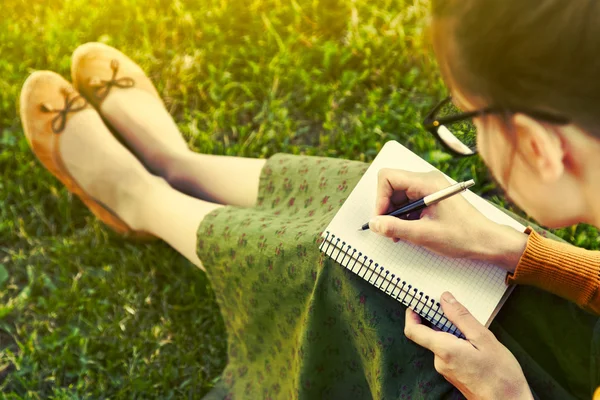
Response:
[359,179,476,231]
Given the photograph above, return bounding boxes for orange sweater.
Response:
[506,227,600,315]
[506,227,600,399]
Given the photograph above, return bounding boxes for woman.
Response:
[18,0,600,398]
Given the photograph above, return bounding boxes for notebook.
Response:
[319,141,525,337]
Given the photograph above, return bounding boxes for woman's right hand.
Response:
[370,169,528,272]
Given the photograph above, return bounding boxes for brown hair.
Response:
[431,0,600,135]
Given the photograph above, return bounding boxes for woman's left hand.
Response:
[405,292,533,400]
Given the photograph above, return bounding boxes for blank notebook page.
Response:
[321,141,525,328]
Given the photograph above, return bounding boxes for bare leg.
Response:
[162,152,266,207]
[59,109,221,271]
[101,91,266,207]
[133,181,221,272]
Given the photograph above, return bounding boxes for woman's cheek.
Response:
[475,120,510,187]
[479,126,538,216]
[474,122,497,175]
[474,121,487,157]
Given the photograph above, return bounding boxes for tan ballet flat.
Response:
[19,71,154,239]
[71,42,161,108]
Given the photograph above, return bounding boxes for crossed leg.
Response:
[100,90,266,207]
[57,87,265,272]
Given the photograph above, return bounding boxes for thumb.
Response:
[440,292,489,342]
[369,215,429,243]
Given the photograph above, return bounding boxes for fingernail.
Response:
[369,217,380,233]
[442,292,456,304]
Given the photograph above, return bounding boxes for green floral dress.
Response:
[197,154,600,400]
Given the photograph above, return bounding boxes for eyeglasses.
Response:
[422,96,571,157]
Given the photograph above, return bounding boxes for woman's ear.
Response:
[511,113,565,183]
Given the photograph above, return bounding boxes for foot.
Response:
[71,42,190,178]
[20,71,161,236]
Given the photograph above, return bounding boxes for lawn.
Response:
[1,0,598,398]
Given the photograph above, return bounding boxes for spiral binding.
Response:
[319,231,465,338]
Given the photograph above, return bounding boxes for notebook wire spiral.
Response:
[320,231,465,338]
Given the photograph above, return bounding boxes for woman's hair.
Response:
[431,0,600,135]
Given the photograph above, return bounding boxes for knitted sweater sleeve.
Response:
[505,227,600,315]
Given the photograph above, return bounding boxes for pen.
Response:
[359,179,476,231]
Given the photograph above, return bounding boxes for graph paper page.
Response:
[322,141,525,326]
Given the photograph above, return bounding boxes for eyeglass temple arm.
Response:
[422,96,487,128]
[423,96,452,125]
[422,95,571,131]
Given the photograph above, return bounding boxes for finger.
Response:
[375,169,405,215]
[440,292,489,342]
[389,190,409,211]
[405,308,457,353]
[375,169,448,215]
[369,215,430,243]
[375,169,421,215]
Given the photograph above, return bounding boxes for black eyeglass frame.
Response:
[422,96,571,157]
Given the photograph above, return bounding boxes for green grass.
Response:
[1,0,599,398]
